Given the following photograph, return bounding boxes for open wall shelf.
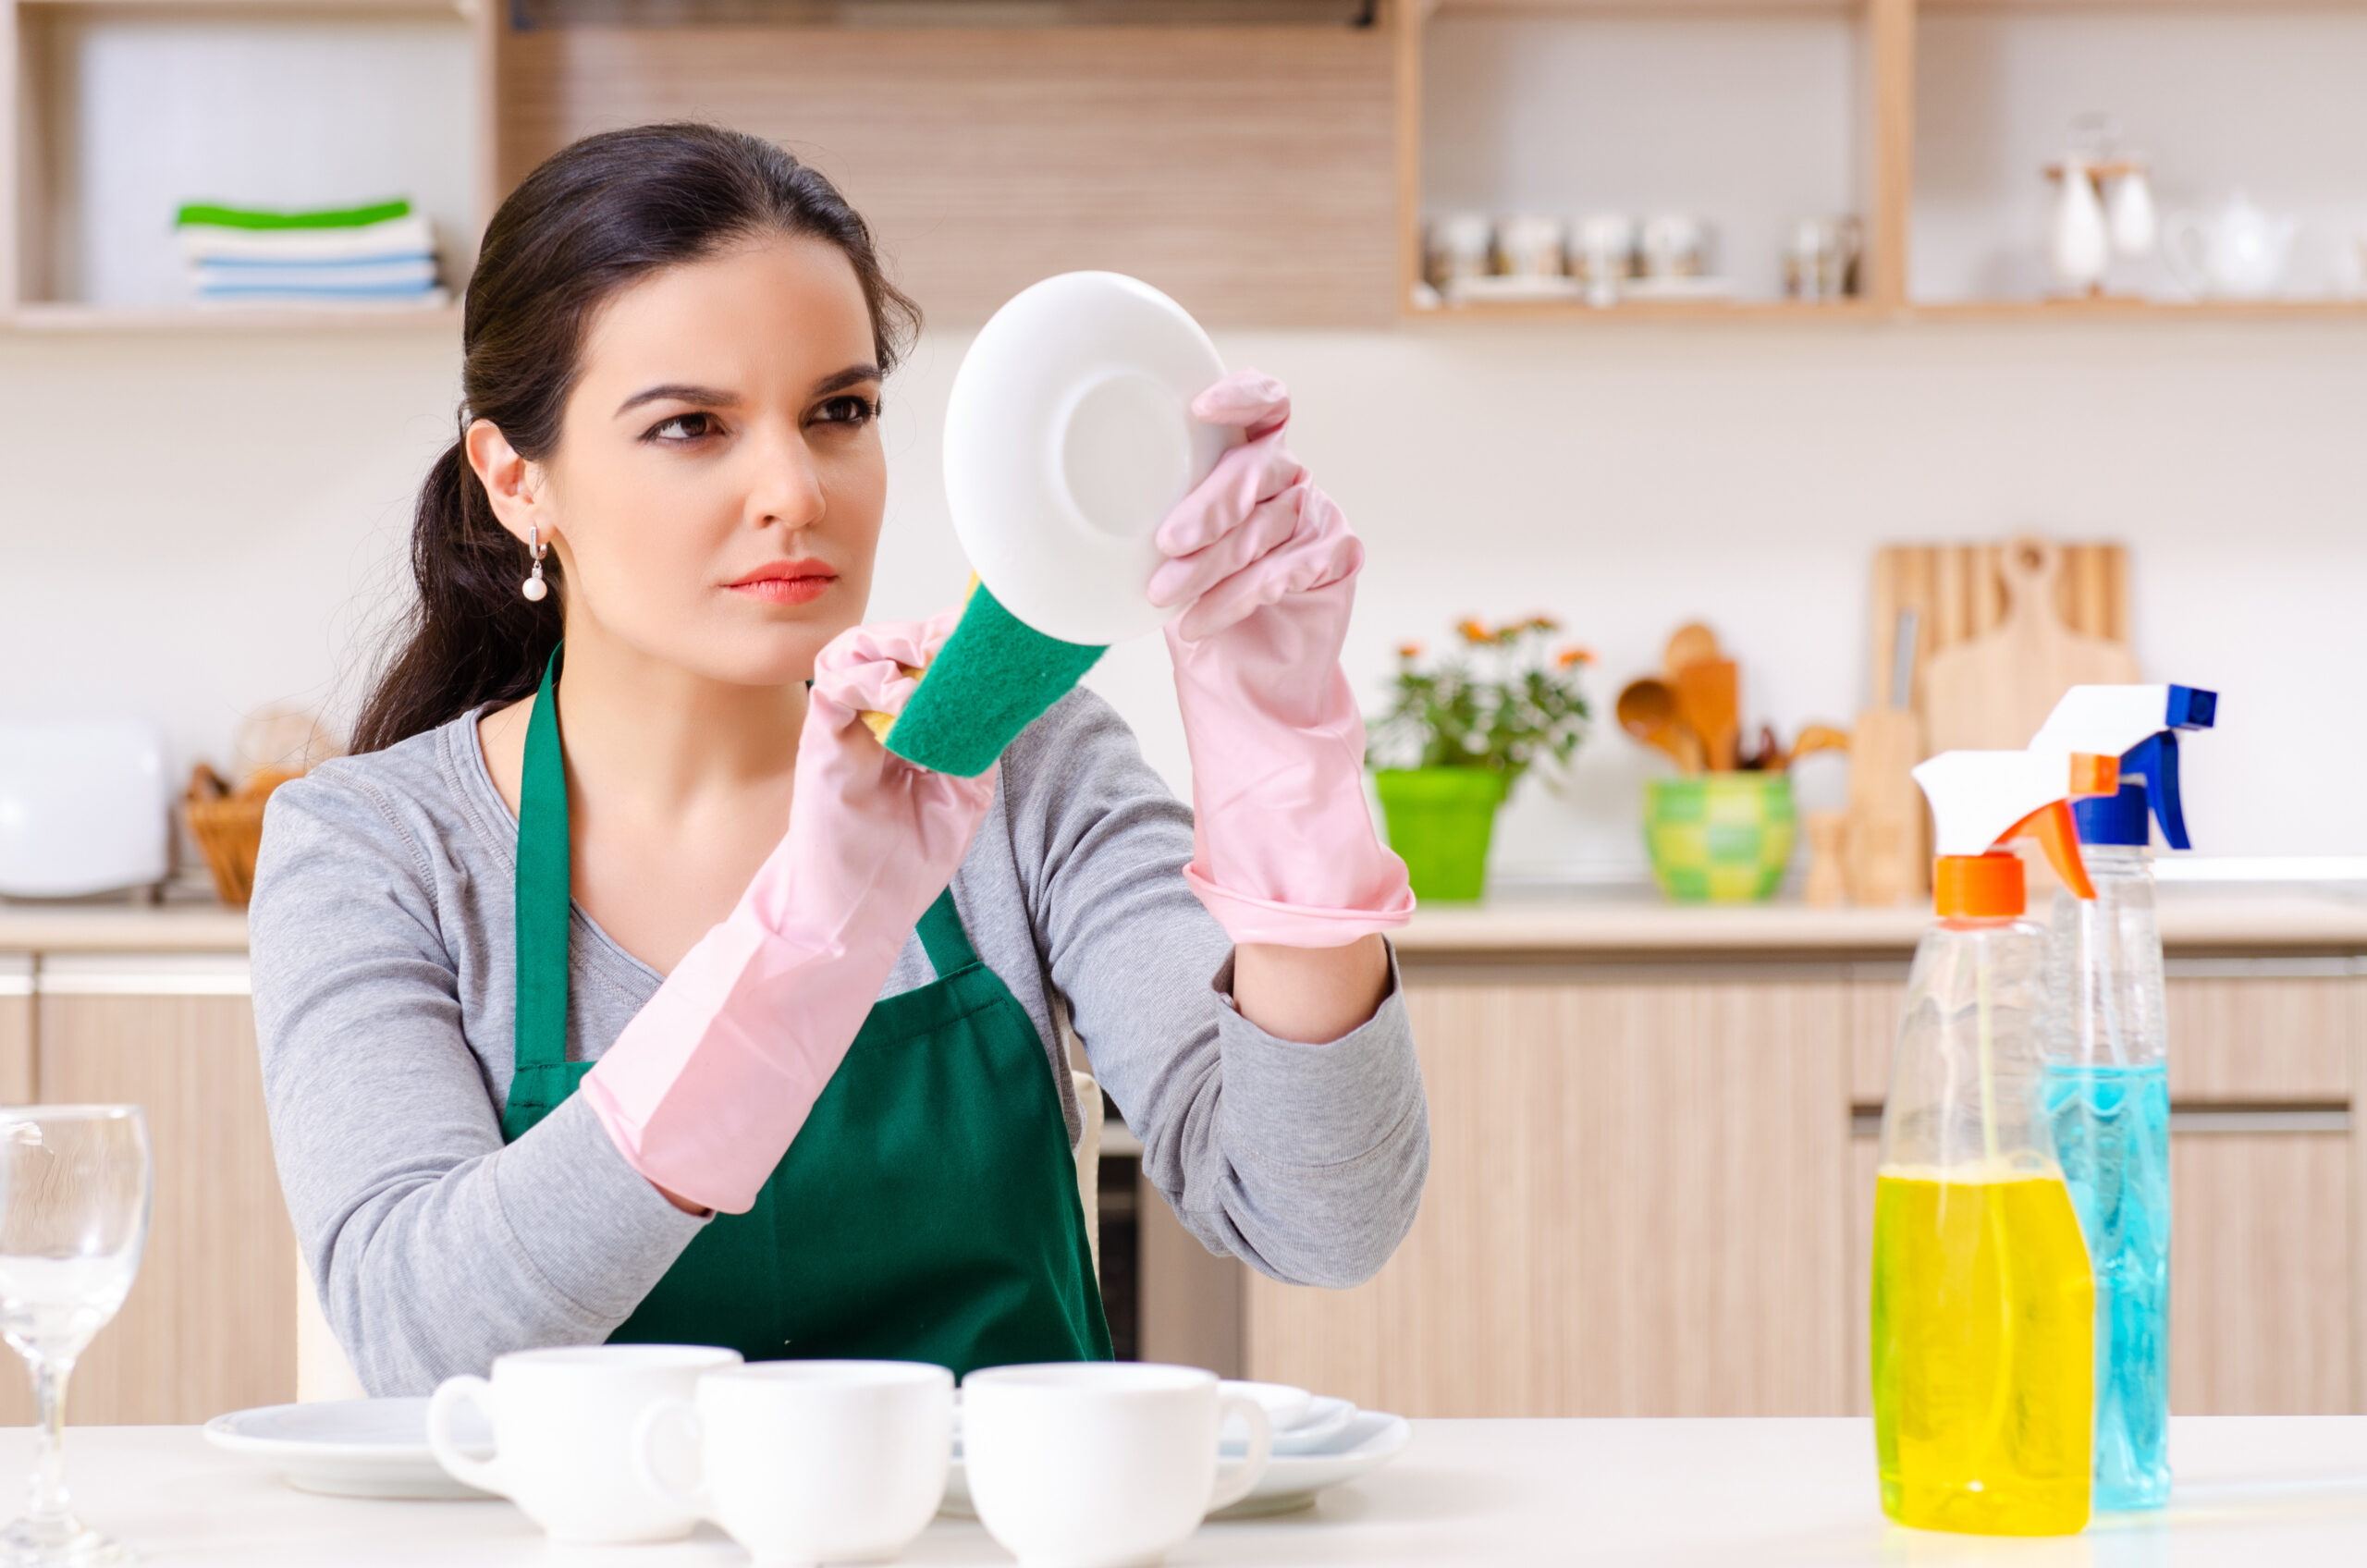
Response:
[1406,0,2367,325]
[0,0,2361,330]
[1,0,496,328]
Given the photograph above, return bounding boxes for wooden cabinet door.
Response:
[1847,966,2366,1416]
[10,956,296,1426]
[1245,972,1852,1417]
[2171,1129,2353,1414]
[0,957,30,1105]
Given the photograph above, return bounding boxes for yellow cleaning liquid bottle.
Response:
[1871,748,2118,1537]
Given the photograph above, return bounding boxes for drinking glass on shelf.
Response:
[0,1107,152,1567]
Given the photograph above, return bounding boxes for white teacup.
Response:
[963,1362,1273,1568]
[633,1359,953,1567]
[426,1343,741,1543]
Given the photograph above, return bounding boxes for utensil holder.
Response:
[1643,774,1797,903]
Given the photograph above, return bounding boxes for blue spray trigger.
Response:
[2164,685,2216,732]
[2119,732,2190,851]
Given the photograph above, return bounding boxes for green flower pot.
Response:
[1375,767,1508,903]
[1643,774,1797,903]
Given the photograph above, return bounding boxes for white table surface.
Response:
[17,1415,2367,1565]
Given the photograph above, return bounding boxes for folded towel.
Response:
[190,258,439,292]
[175,199,411,231]
[178,214,436,265]
[191,281,449,305]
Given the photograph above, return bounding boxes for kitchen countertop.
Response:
[3,884,2365,960]
[1399,884,2367,960]
[0,900,248,954]
[29,1415,2367,1564]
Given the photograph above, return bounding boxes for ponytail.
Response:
[350,122,918,752]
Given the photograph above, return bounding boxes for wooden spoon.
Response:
[1617,678,1704,775]
[1787,724,1852,766]
[1664,622,1723,675]
[1674,659,1740,771]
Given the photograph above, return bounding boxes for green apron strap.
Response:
[514,648,570,1072]
[914,888,977,979]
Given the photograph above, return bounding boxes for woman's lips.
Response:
[726,560,837,606]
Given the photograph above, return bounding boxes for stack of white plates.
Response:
[944,1378,1409,1521]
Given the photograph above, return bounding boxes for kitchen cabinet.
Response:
[0,955,295,1427]
[1248,969,1854,1416]
[1845,962,2363,1415]
[0,957,30,1103]
[1252,922,2367,1421]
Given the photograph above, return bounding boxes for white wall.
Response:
[2,318,2361,887]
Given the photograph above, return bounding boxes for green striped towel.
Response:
[174,199,411,231]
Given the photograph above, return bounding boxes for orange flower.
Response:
[1556,646,1594,668]
[1526,614,1562,635]
[1456,618,1490,644]
[1397,641,1424,660]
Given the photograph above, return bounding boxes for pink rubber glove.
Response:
[1147,372,1414,949]
[580,607,995,1214]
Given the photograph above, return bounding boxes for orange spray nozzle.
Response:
[1912,749,2120,915]
[2004,799,2098,901]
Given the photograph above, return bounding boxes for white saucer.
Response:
[1220,1378,1314,1434]
[942,271,1240,647]
[203,1397,497,1501]
[1243,1394,1359,1456]
[942,1409,1410,1521]
[954,1379,1319,1456]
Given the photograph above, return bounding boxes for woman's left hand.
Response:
[1147,371,1413,952]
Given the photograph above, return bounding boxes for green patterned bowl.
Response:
[1643,774,1797,903]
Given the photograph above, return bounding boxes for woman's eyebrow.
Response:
[812,364,883,397]
[614,383,739,418]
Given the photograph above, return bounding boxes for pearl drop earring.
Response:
[521,524,549,602]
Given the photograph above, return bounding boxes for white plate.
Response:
[203,1397,497,1501]
[942,271,1240,647]
[942,1409,1410,1522]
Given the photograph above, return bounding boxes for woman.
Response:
[251,123,1424,1395]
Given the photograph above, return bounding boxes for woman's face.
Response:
[493,233,888,686]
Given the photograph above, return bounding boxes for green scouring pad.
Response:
[878,582,1106,778]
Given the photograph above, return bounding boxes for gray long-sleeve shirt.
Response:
[249,688,1427,1395]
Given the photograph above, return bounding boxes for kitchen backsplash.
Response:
[1,319,2360,889]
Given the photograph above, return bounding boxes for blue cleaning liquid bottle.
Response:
[2030,684,2218,1512]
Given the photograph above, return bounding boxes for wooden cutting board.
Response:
[1920,536,2141,754]
[1868,538,2128,711]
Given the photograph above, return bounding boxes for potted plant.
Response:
[1367,617,1592,901]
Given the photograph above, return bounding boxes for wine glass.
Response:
[0,1107,152,1567]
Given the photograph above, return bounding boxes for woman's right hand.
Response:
[581,605,996,1216]
[747,606,997,940]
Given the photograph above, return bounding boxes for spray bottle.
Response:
[1872,748,2118,1537]
[2026,684,2219,1511]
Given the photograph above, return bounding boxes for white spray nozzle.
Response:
[1912,749,2120,857]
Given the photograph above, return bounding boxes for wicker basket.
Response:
[185,766,300,906]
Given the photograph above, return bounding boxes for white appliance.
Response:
[0,719,171,897]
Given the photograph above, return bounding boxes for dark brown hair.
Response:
[350,123,919,753]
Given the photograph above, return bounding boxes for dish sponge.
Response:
[865,582,1107,778]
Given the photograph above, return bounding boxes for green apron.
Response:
[498,652,1110,1376]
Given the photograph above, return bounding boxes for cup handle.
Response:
[631,1397,711,1518]
[1206,1393,1273,1516]
[425,1375,504,1495]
